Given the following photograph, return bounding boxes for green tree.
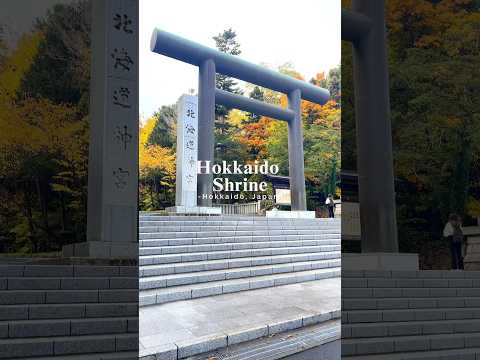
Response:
[213,28,243,134]
[246,86,264,123]
[20,1,91,112]
[149,105,176,148]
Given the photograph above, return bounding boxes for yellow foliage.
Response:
[227,109,248,127]
[0,32,42,103]
[140,144,175,178]
[139,117,175,179]
[0,97,84,176]
[466,197,480,218]
[139,117,156,147]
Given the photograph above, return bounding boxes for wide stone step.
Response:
[343,307,480,324]
[140,251,341,277]
[23,351,138,360]
[343,286,480,299]
[193,320,339,360]
[139,214,340,222]
[0,265,137,278]
[0,289,137,305]
[343,296,480,311]
[139,221,339,228]
[343,277,480,289]
[341,346,480,359]
[139,229,339,239]
[0,316,137,339]
[139,245,340,265]
[139,239,340,256]
[139,221,340,233]
[0,333,137,359]
[139,267,340,306]
[0,302,138,321]
[0,277,136,290]
[139,233,340,247]
[342,270,480,279]
[139,258,341,290]
[143,318,340,360]
[342,318,480,338]
[341,331,480,356]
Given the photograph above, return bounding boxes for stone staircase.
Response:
[342,270,480,359]
[0,264,138,359]
[139,214,341,307]
[139,213,341,359]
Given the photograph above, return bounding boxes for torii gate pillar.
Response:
[351,0,398,253]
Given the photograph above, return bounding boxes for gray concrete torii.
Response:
[342,0,399,253]
[150,29,330,211]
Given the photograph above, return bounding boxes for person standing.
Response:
[325,194,335,218]
[443,213,464,270]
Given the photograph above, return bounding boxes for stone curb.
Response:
[139,269,340,307]
[139,309,340,360]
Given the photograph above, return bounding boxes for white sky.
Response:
[139,0,341,119]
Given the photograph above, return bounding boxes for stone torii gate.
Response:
[150,28,330,213]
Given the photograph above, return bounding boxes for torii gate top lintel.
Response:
[150,28,330,212]
[150,28,330,106]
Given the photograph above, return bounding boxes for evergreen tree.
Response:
[20,1,91,112]
[246,86,264,123]
[212,29,243,134]
[327,65,341,105]
[149,105,176,148]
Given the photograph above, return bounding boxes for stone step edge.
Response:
[139,215,339,219]
[21,351,138,360]
[343,287,480,299]
[139,241,340,256]
[140,258,340,280]
[0,265,137,278]
[0,302,138,321]
[140,225,340,230]
[0,316,137,338]
[139,268,340,307]
[0,333,137,359]
[140,245,340,261]
[194,322,339,360]
[139,311,340,360]
[343,278,480,287]
[0,277,137,291]
[341,270,480,279]
[341,330,480,356]
[0,289,137,306]
[139,221,339,226]
[139,229,340,236]
[342,296,480,311]
[140,251,341,275]
[139,259,341,290]
[341,346,480,360]
[343,306,480,323]
[139,234,341,243]
[342,317,480,338]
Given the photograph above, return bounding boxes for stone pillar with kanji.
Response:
[63,0,139,258]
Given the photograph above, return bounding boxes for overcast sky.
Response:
[139,0,341,119]
[0,0,70,47]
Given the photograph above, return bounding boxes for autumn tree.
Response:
[139,117,176,210]
[0,1,91,254]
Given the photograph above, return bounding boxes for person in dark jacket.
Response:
[325,194,335,218]
[443,213,464,270]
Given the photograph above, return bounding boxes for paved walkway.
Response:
[139,277,340,357]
